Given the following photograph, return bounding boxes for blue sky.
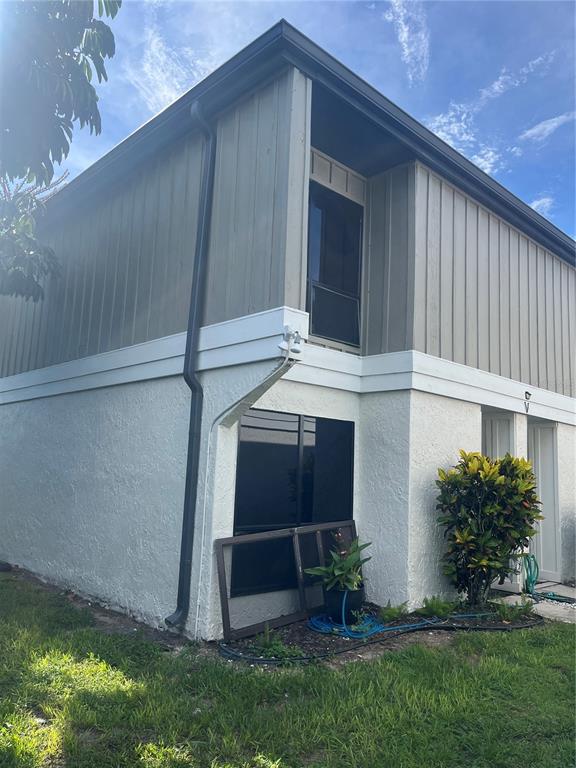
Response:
[67,0,575,237]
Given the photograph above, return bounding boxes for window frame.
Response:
[233,408,356,535]
[306,179,365,350]
[231,407,356,597]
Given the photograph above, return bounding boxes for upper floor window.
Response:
[307,180,363,347]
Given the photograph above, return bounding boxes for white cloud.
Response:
[426,102,476,151]
[519,52,556,75]
[426,50,555,175]
[123,14,221,115]
[470,146,502,175]
[383,0,429,85]
[477,53,555,105]
[519,111,575,142]
[529,196,554,217]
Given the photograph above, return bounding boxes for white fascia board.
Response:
[0,332,188,404]
[0,307,307,405]
[409,351,576,426]
[198,306,309,352]
[287,346,575,425]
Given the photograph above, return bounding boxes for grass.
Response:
[0,573,574,768]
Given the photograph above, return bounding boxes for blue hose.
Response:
[308,592,496,639]
[308,591,441,639]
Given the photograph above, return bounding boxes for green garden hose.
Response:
[523,554,575,604]
[523,554,539,595]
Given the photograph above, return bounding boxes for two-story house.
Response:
[1,22,574,640]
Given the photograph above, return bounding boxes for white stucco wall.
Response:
[557,422,576,583]
[187,358,295,639]
[0,376,191,626]
[357,391,411,607]
[407,391,482,605]
[3,348,571,642]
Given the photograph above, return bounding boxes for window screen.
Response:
[307,181,363,346]
[232,409,354,595]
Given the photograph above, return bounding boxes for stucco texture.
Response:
[187,359,290,639]
[407,391,482,605]
[357,391,411,606]
[0,377,190,626]
[2,357,571,641]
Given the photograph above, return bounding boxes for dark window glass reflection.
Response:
[231,409,354,596]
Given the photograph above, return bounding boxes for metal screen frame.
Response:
[215,520,356,641]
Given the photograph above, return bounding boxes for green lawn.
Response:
[0,573,574,768]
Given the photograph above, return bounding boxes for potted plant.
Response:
[305,534,371,624]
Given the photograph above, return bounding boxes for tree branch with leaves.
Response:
[0,0,121,300]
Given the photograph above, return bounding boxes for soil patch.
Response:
[220,606,544,667]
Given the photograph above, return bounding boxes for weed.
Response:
[493,596,534,622]
[249,624,302,661]
[415,595,456,618]
[378,601,408,623]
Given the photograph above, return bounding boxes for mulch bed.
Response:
[219,604,544,666]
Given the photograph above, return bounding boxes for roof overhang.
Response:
[50,20,575,266]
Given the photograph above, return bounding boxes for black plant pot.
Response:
[324,586,365,624]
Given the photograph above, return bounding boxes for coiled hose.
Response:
[523,554,575,604]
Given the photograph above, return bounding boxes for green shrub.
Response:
[437,450,543,607]
[378,601,408,623]
[415,596,456,618]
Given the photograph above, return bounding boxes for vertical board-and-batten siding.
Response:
[204,67,312,325]
[0,67,312,378]
[0,132,204,378]
[413,163,575,397]
[363,163,414,355]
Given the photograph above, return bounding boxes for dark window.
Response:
[307,181,363,346]
[232,409,354,595]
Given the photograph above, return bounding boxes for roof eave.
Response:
[278,22,575,266]
[49,19,575,266]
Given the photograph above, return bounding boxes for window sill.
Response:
[307,334,361,355]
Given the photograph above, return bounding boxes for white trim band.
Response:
[0,307,308,405]
[1,306,574,425]
[287,345,576,426]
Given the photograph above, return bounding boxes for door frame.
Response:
[528,419,561,583]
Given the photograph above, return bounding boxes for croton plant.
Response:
[436,450,543,606]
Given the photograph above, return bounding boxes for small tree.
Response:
[436,450,543,606]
